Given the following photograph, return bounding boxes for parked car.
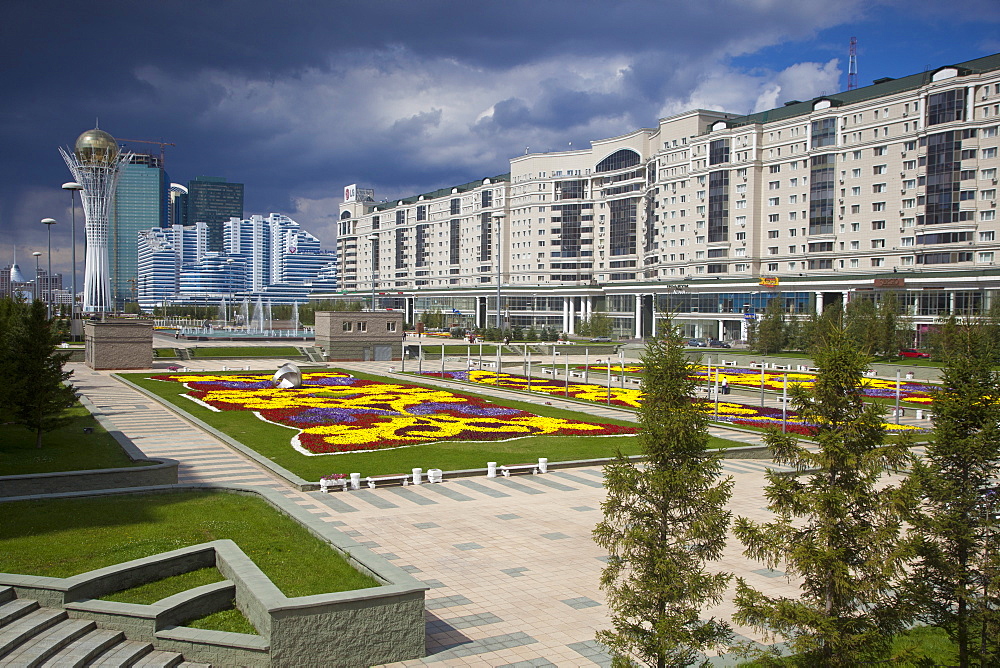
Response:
[589,337,612,343]
[899,348,931,359]
[707,339,731,348]
[686,338,708,347]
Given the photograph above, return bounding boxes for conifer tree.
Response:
[733,327,910,666]
[594,321,733,667]
[4,299,75,448]
[902,321,1000,667]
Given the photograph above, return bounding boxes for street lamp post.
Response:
[493,213,505,330]
[32,252,42,303]
[368,234,379,312]
[62,182,82,335]
[41,218,57,317]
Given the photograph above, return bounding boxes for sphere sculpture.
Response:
[273,362,303,389]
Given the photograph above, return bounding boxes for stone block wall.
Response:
[85,320,153,370]
[315,311,404,361]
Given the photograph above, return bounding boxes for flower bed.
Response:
[424,370,928,435]
[576,364,938,404]
[151,371,636,455]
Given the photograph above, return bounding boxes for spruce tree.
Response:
[902,322,1000,667]
[733,327,910,666]
[755,298,786,356]
[593,321,733,667]
[5,300,75,448]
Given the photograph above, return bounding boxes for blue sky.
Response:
[1,0,998,279]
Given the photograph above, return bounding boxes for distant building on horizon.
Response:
[186,176,244,252]
[137,213,338,309]
[111,151,169,308]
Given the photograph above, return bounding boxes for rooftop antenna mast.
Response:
[848,36,859,91]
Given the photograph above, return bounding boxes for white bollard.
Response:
[428,468,443,483]
[916,409,923,420]
[906,372,914,380]
[412,467,422,485]
[487,462,498,478]
[350,472,362,490]
[538,457,548,474]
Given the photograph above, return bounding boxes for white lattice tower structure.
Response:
[59,129,131,312]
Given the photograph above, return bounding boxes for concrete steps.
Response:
[87,640,156,667]
[0,618,95,666]
[130,649,184,667]
[0,608,67,657]
[41,628,124,667]
[0,590,198,668]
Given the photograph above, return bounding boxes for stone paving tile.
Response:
[500,567,529,577]
[425,595,474,610]
[492,478,546,495]
[570,506,597,512]
[413,522,440,529]
[453,542,484,551]
[350,490,401,509]
[495,513,521,520]
[567,640,614,667]
[540,532,570,541]
[424,631,538,662]
[420,484,476,502]
[497,659,557,668]
[452,479,512,498]
[561,597,601,610]
[429,612,503,632]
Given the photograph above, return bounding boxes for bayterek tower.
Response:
[60,128,130,312]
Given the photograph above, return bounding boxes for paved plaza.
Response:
[67,347,928,666]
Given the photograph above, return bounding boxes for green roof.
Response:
[726,52,1000,129]
[372,173,510,212]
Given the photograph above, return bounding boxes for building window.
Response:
[357,321,367,332]
[927,89,966,125]
[342,321,352,332]
[386,321,397,332]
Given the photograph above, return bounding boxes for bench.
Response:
[771,364,790,371]
[367,474,411,489]
[500,463,540,477]
[320,478,348,492]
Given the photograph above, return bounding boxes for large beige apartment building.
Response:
[330,53,1000,342]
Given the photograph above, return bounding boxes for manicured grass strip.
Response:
[0,491,379,598]
[189,346,303,358]
[737,625,956,666]
[186,605,258,635]
[153,348,177,358]
[0,403,147,476]
[100,567,225,605]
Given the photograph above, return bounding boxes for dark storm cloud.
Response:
[1,0,997,269]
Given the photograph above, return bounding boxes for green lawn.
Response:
[0,491,379,596]
[153,348,177,358]
[100,566,256,634]
[189,346,304,358]
[121,369,746,480]
[736,625,957,666]
[0,403,147,476]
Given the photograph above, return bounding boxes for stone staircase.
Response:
[300,346,326,363]
[0,588,209,668]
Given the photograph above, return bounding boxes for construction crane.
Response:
[848,37,859,91]
[117,138,176,164]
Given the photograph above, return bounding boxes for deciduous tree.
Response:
[594,322,733,667]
